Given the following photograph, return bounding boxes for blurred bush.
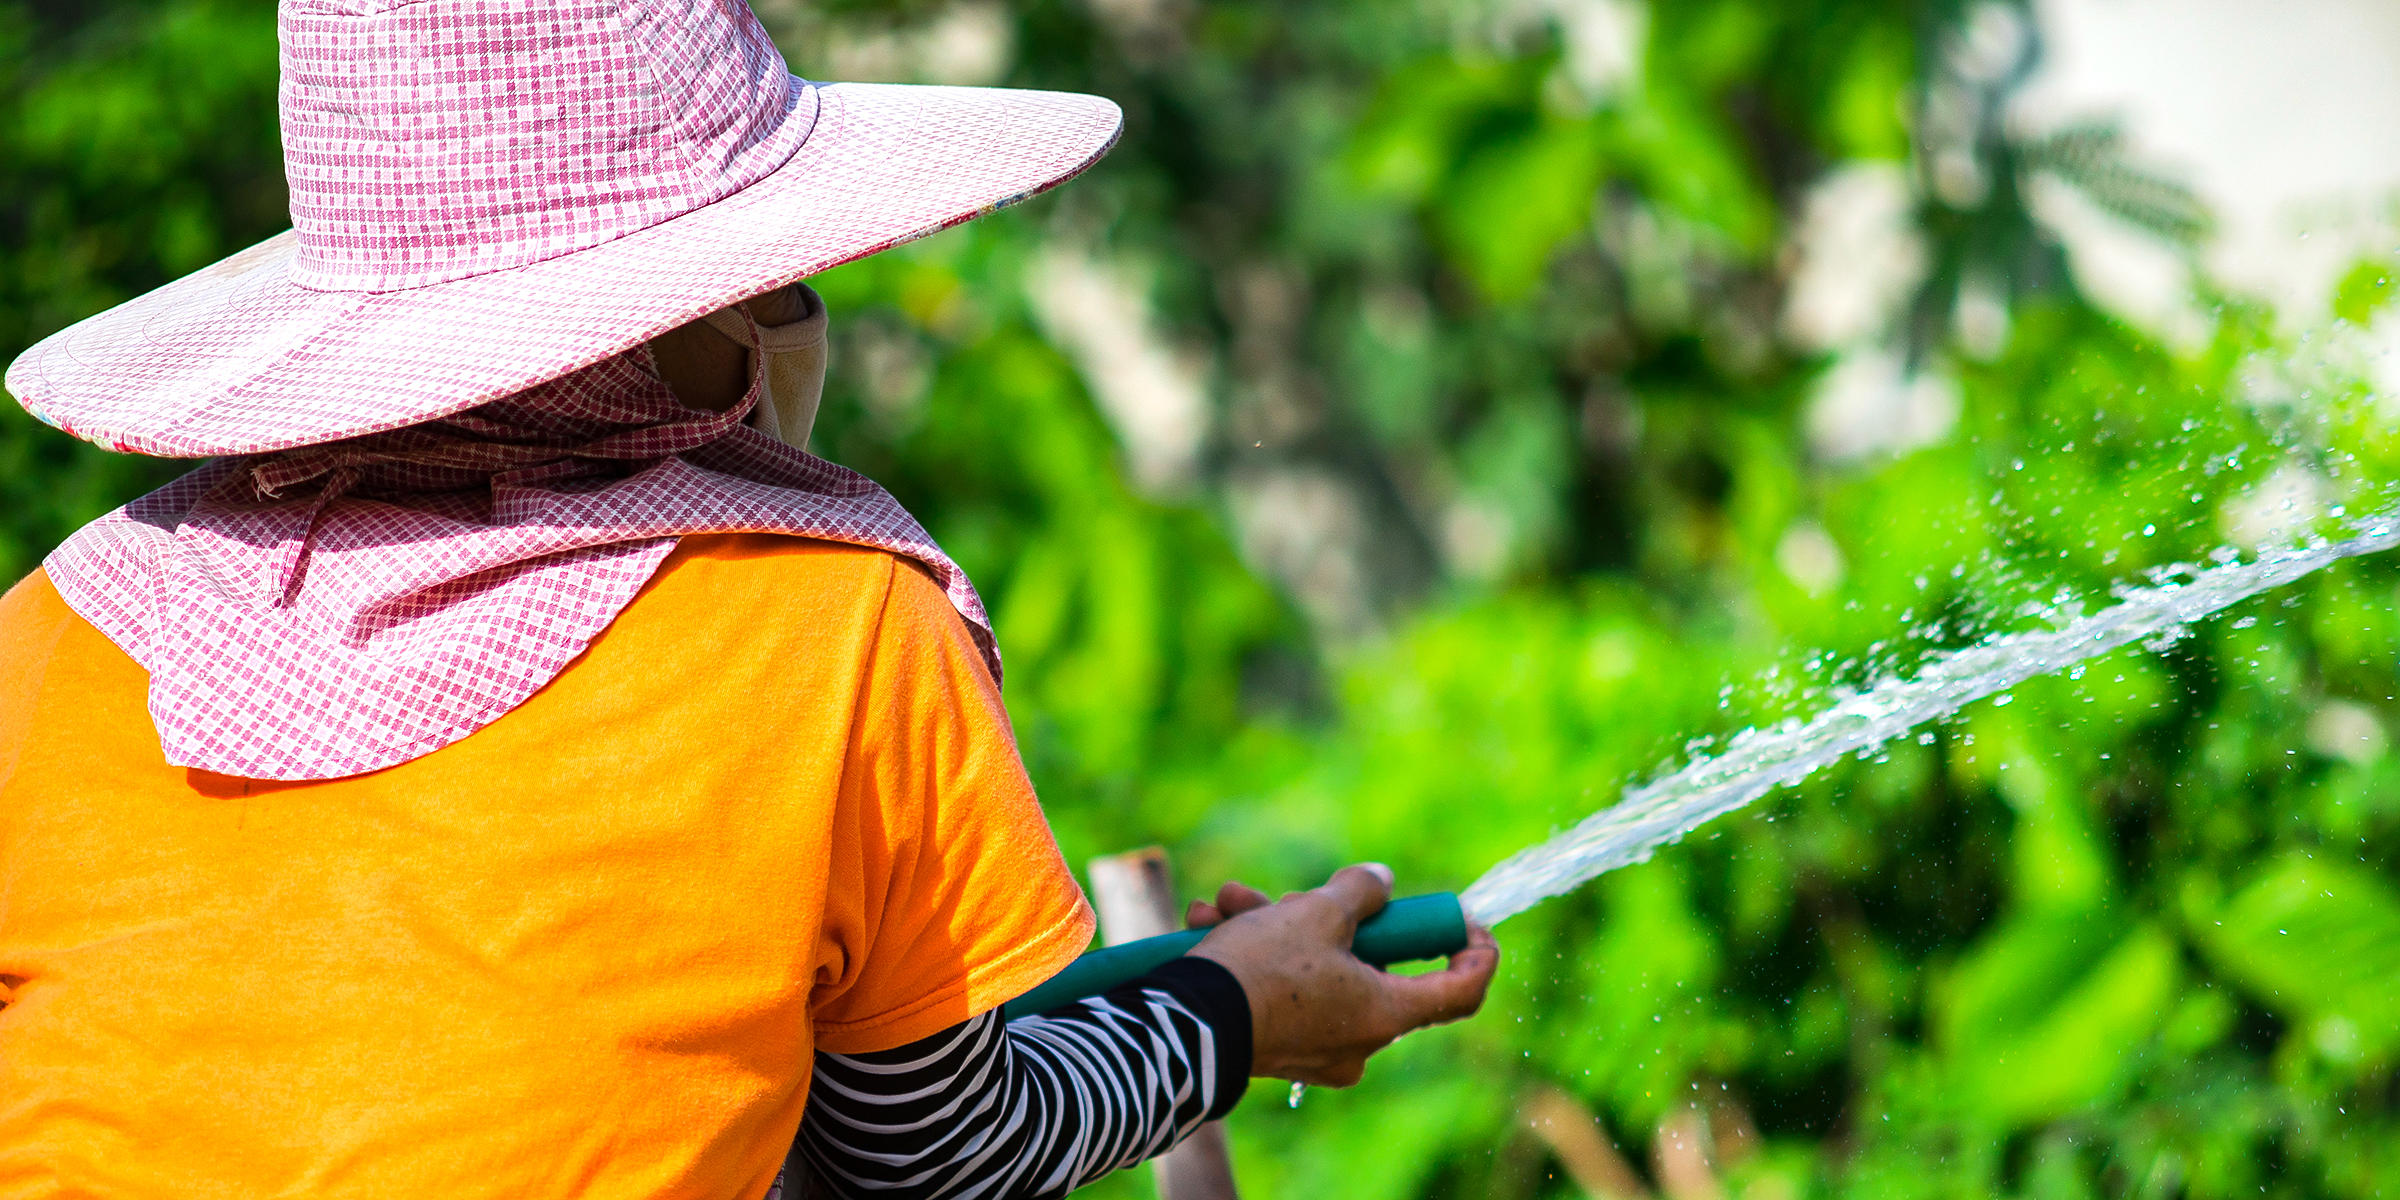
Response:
[0,0,279,568]
[8,0,2400,1196]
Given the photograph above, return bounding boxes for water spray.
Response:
[1009,514,2400,1016]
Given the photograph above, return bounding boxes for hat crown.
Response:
[280,0,814,293]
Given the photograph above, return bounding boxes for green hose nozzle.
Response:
[1001,892,1470,1021]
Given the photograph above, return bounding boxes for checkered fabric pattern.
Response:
[282,0,809,292]
[4,0,1120,457]
[46,345,998,781]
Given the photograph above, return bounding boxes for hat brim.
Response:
[5,82,1123,457]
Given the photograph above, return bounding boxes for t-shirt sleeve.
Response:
[808,557,1096,1054]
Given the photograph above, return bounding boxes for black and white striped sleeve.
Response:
[784,957,1252,1200]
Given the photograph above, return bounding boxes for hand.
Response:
[1185,863,1500,1087]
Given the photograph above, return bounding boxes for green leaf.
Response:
[2194,853,2400,1066]
[1825,23,1912,161]
[2332,257,2396,326]
[1939,919,2180,1125]
[1341,58,1538,203]
[1433,118,1603,301]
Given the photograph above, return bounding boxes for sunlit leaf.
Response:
[2194,854,2400,1067]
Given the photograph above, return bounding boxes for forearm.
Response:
[793,958,1252,1200]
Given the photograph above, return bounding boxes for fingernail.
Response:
[1363,862,1394,887]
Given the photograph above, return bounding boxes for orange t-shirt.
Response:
[0,532,1095,1200]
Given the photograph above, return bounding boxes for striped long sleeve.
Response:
[777,958,1252,1200]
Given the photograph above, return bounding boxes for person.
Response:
[0,2,1499,1198]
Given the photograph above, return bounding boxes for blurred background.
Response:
[8,0,2400,1195]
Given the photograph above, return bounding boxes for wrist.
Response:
[1187,943,1270,1037]
[1146,957,1253,1117]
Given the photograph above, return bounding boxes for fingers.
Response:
[1315,862,1395,926]
[1187,881,1273,930]
[1381,923,1501,1027]
[1215,880,1272,916]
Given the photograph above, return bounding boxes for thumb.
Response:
[1315,862,1395,930]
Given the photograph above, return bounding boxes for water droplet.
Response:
[1993,693,2015,707]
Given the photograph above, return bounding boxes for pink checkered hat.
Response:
[3,0,1121,455]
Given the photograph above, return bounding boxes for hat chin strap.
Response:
[701,284,830,452]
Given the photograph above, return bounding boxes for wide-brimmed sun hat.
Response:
[3,0,1122,458]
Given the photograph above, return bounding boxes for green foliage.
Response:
[2194,854,2400,1070]
[2332,258,2395,327]
[1166,298,2400,1197]
[7,0,2400,1196]
[0,0,283,575]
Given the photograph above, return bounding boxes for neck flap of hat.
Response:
[43,344,998,781]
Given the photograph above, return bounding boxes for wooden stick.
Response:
[1518,1085,1651,1200]
[1088,847,1242,1200]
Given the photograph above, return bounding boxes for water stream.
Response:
[1458,511,2400,927]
